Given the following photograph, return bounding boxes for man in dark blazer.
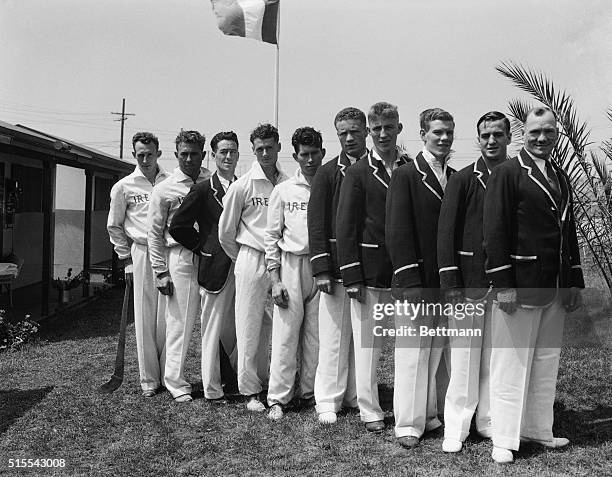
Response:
[169,131,240,402]
[336,102,410,433]
[386,108,455,449]
[309,107,368,425]
[437,111,512,453]
[483,107,583,464]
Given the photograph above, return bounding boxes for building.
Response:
[0,120,133,319]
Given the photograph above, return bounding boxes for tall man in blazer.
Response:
[336,102,410,433]
[483,107,583,463]
[169,131,240,402]
[437,111,512,453]
[219,124,288,412]
[386,108,455,449]
[309,107,367,425]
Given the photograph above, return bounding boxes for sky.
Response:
[1,0,611,176]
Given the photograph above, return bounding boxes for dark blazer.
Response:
[336,150,411,288]
[308,152,360,280]
[169,172,234,293]
[437,158,491,300]
[483,149,584,306]
[386,152,455,291]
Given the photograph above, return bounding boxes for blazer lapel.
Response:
[338,152,350,177]
[211,172,225,208]
[474,157,489,190]
[518,149,558,210]
[553,161,570,221]
[368,151,390,189]
[415,153,444,201]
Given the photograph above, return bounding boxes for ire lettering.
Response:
[251,197,269,207]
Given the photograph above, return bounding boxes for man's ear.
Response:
[132,151,136,159]
[398,123,403,134]
[321,148,326,159]
[156,150,162,158]
[174,151,178,159]
[292,152,298,162]
[277,142,282,152]
[419,129,426,141]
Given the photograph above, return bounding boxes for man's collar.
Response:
[345,149,368,163]
[250,159,286,183]
[421,147,449,166]
[173,167,204,182]
[131,165,168,181]
[523,148,548,165]
[371,147,402,164]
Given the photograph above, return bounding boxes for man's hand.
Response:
[123,258,133,285]
[346,284,364,303]
[156,272,174,296]
[564,287,582,312]
[316,273,334,295]
[497,287,517,315]
[392,287,422,302]
[444,288,464,306]
[272,282,289,308]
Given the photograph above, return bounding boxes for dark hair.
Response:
[368,102,399,122]
[291,127,323,154]
[249,123,279,144]
[334,107,366,128]
[210,131,239,152]
[526,106,557,122]
[175,130,206,151]
[419,108,454,131]
[476,111,511,135]
[132,131,159,150]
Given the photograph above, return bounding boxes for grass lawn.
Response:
[0,285,610,476]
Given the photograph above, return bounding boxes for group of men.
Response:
[107,102,583,464]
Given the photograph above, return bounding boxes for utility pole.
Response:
[111,98,135,158]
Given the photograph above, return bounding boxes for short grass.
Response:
[0,286,610,476]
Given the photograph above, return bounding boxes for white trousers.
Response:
[394,308,446,438]
[234,245,273,396]
[164,245,200,398]
[443,301,492,441]
[267,252,320,406]
[131,243,166,392]
[490,297,566,450]
[350,288,391,423]
[200,266,237,399]
[314,282,357,414]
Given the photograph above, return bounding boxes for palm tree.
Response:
[496,62,612,294]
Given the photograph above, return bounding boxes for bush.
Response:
[0,310,39,351]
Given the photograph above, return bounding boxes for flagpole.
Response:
[274,4,280,128]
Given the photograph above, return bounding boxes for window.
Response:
[11,164,43,213]
[94,176,114,211]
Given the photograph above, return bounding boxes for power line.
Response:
[111,98,135,159]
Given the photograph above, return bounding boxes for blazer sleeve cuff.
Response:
[485,264,514,289]
[340,262,363,287]
[570,264,585,288]
[439,267,462,289]
[310,252,332,276]
[392,265,422,289]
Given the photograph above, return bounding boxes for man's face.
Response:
[293,144,325,178]
[175,141,204,178]
[369,115,403,155]
[335,119,368,158]
[252,137,281,169]
[132,141,161,175]
[478,120,511,162]
[523,111,558,159]
[421,120,454,159]
[213,139,239,176]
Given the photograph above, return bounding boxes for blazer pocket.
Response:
[511,254,540,289]
[359,243,381,283]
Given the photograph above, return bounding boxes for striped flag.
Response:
[210,0,279,45]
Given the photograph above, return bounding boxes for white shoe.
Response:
[442,439,463,453]
[268,404,283,421]
[246,396,265,412]
[174,394,193,403]
[318,412,337,424]
[492,446,513,463]
[522,436,570,448]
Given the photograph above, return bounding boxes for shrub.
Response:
[0,310,39,351]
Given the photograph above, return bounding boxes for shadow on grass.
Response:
[38,287,134,343]
[0,386,54,436]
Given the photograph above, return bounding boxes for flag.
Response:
[210,0,279,45]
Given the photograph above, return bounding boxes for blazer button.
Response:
[550,207,556,211]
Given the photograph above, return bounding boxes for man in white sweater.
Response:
[264,127,325,420]
[147,130,211,403]
[107,132,169,397]
[218,124,288,412]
